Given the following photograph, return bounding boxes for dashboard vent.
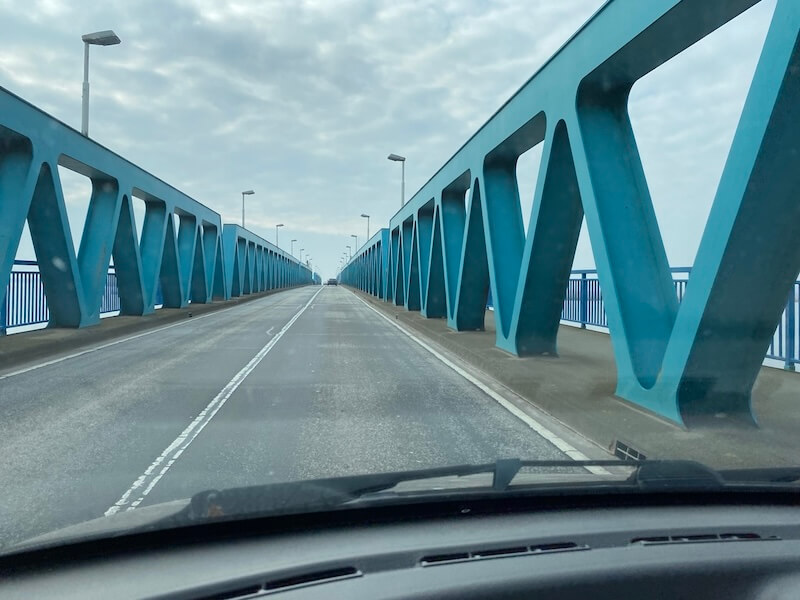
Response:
[631,532,777,546]
[198,584,262,600]
[421,541,588,566]
[193,567,361,599]
[473,546,528,558]
[421,552,471,564]
[263,567,361,593]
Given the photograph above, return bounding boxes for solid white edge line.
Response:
[350,291,610,476]
[104,286,323,516]
[0,289,310,381]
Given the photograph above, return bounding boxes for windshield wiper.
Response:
[160,459,725,525]
[8,459,793,558]
[717,466,800,484]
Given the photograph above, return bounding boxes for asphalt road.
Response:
[0,285,569,548]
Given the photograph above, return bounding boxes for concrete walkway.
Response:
[352,288,800,470]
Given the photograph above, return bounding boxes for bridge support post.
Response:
[786,288,796,371]
[579,273,588,330]
[0,293,6,336]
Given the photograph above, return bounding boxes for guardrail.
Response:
[559,268,690,329]
[1,254,321,334]
[1,259,167,334]
[558,268,798,372]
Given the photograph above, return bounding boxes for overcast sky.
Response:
[0,0,776,279]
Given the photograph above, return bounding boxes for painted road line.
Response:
[266,326,275,336]
[0,289,312,381]
[104,286,324,516]
[350,291,611,476]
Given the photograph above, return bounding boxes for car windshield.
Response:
[0,0,797,552]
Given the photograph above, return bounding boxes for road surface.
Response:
[0,286,570,547]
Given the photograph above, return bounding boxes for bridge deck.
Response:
[0,286,593,548]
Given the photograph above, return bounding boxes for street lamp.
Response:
[387,153,406,208]
[299,248,304,262]
[81,30,121,137]
[290,239,297,255]
[241,190,254,227]
[275,223,284,247]
[361,213,370,239]
[346,245,352,260]
[351,234,358,250]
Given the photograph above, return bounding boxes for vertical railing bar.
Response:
[786,286,796,371]
[579,273,587,328]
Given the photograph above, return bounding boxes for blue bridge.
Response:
[0,88,317,333]
[339,0,800,427]
[0,0,798,547]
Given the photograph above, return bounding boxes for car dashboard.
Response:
[2,498,800,599]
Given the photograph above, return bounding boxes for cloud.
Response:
[0,0,777,277]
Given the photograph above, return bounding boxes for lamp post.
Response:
[387,153,406,208]
[290,239,297,256]
[241,190,254,227]
[299,248,304,262]
[351,234,358,251]
[361,213,370,239]
[346,245,352,260]
[81,30,121,137]
[275,223,284,248]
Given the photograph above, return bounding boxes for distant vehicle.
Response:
[327,278,338,286]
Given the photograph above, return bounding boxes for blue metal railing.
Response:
[483,266,797,370]
[1,260,163,335]
[560,267,691,330]
[559,268,798,371]
[7,259,798,371]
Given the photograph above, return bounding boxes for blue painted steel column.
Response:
[113,194,147,316]
[139,201,167,310]
[403,219,420,311]
[439,179,468,328]
[77,177,124,323]
[380,229,390,300]
[0,128,35,325]
[176,217,196,305]
[391,227,403,305]
[453,179,489,331]
[502,120,583,354]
